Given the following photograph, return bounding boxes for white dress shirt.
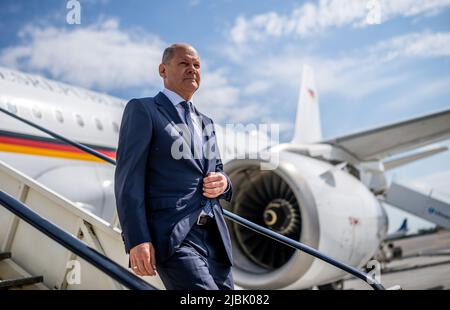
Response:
[162,88,204,158]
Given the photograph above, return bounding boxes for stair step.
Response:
[0,275,44,290]
[0,252,12,261]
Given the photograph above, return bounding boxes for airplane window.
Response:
[55,110,64,123]
[94,118,103,131]
[112,121,119,133]
[32,106,42,119]
[7,102,17,114]
[75,114,85,127]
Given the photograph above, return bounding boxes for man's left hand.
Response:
[203,172,228,198]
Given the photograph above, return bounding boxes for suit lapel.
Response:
[155,92,184,126]
[155,92,203,174]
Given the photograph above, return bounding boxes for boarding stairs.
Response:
[0,159,164,290]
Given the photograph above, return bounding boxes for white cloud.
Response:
[0,18,165,91]
[243,80,272,96]
[249,53,408,100]
[194,70,274,124]
[385,77,450,110]
[194,67,264,123]
[195,68,239,109]
[370,32,450,61]
[382,0,450,18]
[232,31,450,101]
[0,17,271,124]
[227,104,268,123]
[229,0,450,44]
[223,1,450,105]
[212,29,450,139]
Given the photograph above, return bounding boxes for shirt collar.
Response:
[162,87,194,107]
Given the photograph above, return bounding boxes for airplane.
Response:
[0,64,450,290]
[384,218,409,242]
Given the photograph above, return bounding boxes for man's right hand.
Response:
[129,242,157,276]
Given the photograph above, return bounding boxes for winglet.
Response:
[291,65,322,144]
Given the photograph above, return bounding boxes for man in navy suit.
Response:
[114,43,234,289]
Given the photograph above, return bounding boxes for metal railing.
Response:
[0,106,385,290]
[0,190,156,290]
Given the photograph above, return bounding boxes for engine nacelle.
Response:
[223,151,387,289]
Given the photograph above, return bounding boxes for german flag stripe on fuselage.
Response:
[0,129,116,163]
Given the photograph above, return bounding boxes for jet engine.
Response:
[223,150,387,289]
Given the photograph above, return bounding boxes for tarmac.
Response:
[343,230,450,290]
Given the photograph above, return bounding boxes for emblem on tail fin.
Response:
[291,65,322,144]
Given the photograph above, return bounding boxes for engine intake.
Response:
[222,152,320,289]
[233,170,301,269]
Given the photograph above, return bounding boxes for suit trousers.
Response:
[156,218,234,290]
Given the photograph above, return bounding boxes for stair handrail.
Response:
[0,190,156,290]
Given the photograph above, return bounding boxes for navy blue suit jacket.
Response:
[114,92,233,265]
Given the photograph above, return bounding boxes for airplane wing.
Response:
[322,109,450,161]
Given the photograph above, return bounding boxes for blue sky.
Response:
[1,0,449,232]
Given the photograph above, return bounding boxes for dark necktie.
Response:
[180,101,198,159]
[180,101,213,219]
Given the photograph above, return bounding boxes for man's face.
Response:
[159,46,201,100]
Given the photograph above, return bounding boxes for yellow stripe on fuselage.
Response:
[0,143,111,163]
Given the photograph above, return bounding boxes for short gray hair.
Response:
[162,45,177,64]
[162,43,196,64]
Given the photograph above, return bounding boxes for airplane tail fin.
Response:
[291,65,322,144]
[397,218,408,232]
